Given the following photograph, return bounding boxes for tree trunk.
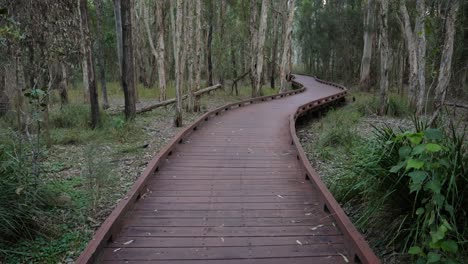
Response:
[253,0,269,97]
[280,0,294,93]
[94,0,109,109]
[206,0,214,87]
[174,0,184,127]
[156,0,167,101]
[429,1,459,126]
[415,0,426,115]
[249,0,259,94]
[59,62,69,105]
[399,1,418,108]
[121,0,136,120]
[359,0,374,91]
[143,1,165,100]
[113,0,123,82]
[270,8,279,89]
[194,0,203,112]
[378,0,389,116]
[79,0,100,128]
[186,0,195,112]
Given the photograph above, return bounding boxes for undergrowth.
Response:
[300,93,467,263]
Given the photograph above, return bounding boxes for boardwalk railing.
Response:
[290,75,380,264]
[77,87,305,263]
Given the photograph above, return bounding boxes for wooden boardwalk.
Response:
[78,75,379,264]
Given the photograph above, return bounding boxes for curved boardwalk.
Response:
[79,75,379,264]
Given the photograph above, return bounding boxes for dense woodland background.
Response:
[0,0,467,263]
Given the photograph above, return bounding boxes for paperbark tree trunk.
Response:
[399,1,418,108]
[359,0,374,91]
[270,9,279,89]
[79,0,100,128]
[194,0,203,112]
[378,0,389,115]
[429,0,459,126]
[253,0,269,97]
[249,0,259,94]
[113,0,123,82]
[174,0,184,127]
[121,0,136,120]
[156,0,167,101]
[280,0,295,93]
[187,0,195,112]
[415,0,426,115]
[206,0,214,87]
[94,0,109,109]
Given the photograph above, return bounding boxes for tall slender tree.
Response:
[430,0,459,125]
[155,0,167,101]
[93,0,109,109]
[173,0,183,127]
[359,0,375,91]
[280,0,295,93]
[193,0,203,112]
[253,0,269,97]
[378,0,389,115]
[78,0,100,128]
[121,0,136,120]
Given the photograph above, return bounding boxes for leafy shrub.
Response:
[337,120,467,263]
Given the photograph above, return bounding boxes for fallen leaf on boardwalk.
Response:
[305,213,312,216]
[310,224,324,230]
[123,240,134,245]
[296,240,303,245]
[277,195,284,199]
[338,253,349,263]
[113,248,121,252]
[247,148,253,153]
[220,237,225,243]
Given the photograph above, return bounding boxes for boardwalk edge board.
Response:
[290,75,381,264]
[76,83,305,264]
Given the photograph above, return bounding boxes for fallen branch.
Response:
[136,84,222,114]
[444,102,468,109]
[231,71,250,95]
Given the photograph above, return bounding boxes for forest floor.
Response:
[0,84,278,264]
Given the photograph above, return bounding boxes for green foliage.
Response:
[317,109,362,152]
[50,104,90,129]
[0,130,54,244]
[336,121,467,262]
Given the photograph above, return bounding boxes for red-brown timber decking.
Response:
[77,75,380,264]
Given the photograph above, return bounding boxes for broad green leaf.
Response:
[427,252,441,263]
[408,133,424,145]
[425,128,443,140]
[424,180,441,194]
[441,240,458,253]
[433,194,445,207]
[406,159,425,170]
[399,146,411,159]
[408,246,422,255]
[390,162,405,173]
[426,143,442,152]
[415,207,425,215]
[409,170,428,184]
[412,144,426,155]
